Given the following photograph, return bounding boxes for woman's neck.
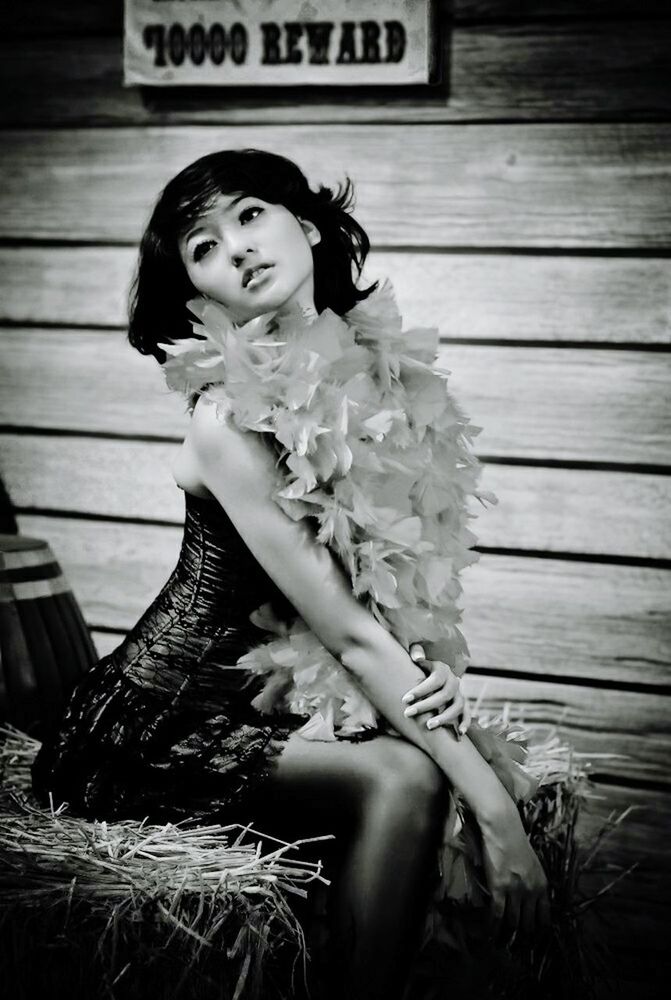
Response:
[274,274,318,324]
[279,301,318,322]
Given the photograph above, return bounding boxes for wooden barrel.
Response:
[0,534,98,739]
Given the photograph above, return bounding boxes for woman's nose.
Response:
[227,237,254,268]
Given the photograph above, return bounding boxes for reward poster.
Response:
[124,0,434,86]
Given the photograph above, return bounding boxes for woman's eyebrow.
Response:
[184,194,249,244]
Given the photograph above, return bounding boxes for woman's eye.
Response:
[192,240,215,262]
[239,205,263,225]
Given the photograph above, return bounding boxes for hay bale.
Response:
[0,727,330,1000]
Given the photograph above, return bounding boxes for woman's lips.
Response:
[244,264,274,289]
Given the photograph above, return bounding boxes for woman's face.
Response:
[178,192,320,324]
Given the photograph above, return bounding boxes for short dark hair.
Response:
[128,148,377,363]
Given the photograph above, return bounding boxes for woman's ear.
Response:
[299,218,321,247]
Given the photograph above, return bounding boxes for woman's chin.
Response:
[242,286,289,317]
[230,283,314,324]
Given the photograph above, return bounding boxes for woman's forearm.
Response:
[340,627,516,827]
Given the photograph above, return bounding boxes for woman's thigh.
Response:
[253,730,447,842]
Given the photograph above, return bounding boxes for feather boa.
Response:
[160,282,541,798]
[162,282,490,682]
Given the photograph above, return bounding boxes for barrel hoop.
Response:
[1,547,57,570]
[0,577,72,602]
[0,562,62,584]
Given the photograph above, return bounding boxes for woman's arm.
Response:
[187,396,510,822]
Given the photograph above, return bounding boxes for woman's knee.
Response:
[367,738,448,821]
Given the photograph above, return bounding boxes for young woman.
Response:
[33,149,548,1000]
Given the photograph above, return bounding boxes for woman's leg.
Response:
[253,732,450,1000]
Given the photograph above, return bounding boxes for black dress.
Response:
[32,491,308,825]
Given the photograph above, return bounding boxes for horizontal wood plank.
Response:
[462,674,670,787]
[8,1,671,38]
[450,19,671,120]
[2,247,670,346]
[457,1,671,17]
[0,247,135,329]
[4,0,122,34]
[0,328,188,438]
[19,515,671,688]
[374,254,671,346]
[2,328,668,465]
[2,21,670,124]
[464,556,671,687]
[6,1,670,37]
[1,126,669,247]
[479,464,671,559]
[5,434,670,560]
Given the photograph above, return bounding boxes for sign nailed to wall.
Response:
[124,0,434,86]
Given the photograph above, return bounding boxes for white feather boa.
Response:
[161,280,556,821]
[161,279,495,715]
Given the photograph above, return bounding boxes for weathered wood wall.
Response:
[1,2,669,993]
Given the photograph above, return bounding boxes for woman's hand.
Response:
[479,800,551,946]
[401,644,471,736]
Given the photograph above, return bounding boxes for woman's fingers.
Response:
[403,665,459,703]
[404,689,472,735]
[424,702,465,729]
[401,656,472,734]
[458,697,472,735]
[402,663,452,701]
[404,688,462,718]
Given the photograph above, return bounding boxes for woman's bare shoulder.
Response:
[181,391,279,501]
[187,390,245,457]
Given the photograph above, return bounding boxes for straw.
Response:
[0,726,332,1000]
